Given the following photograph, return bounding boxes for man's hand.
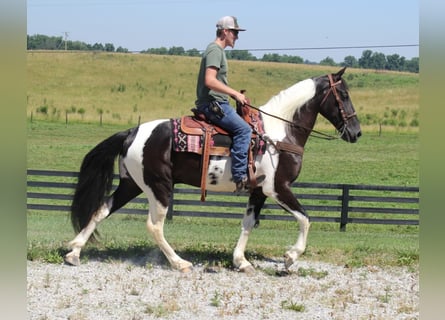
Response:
[233,91,247,105]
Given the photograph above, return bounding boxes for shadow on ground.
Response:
[58,243,277,271]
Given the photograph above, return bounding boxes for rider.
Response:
[195,16,252,193]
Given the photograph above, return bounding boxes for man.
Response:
[195,16,252,193]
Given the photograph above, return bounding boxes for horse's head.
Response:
[317,67,361,143]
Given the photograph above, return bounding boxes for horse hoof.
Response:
[180,266,193,273]
[240,265,255,274]
[64,254,80,266]
[284,254,295,270]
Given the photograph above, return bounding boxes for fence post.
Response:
[340,184,350,232]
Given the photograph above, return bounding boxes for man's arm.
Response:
[204,67,247,104]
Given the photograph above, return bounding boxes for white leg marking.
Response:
[65,204,110,266]
[146,200,192,272]
[281,204,310,269]
[233,205,257,272]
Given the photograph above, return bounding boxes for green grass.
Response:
[27,210,418,269]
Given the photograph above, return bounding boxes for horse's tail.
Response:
[70,129,133,241]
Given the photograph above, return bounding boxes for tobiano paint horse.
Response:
[65,67,361,272]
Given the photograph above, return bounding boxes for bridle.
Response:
[321,74,357,132]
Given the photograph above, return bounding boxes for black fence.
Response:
[27,169,419,231]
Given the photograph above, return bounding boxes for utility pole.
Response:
[63,32,69,51]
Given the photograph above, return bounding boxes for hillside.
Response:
[27,51,419,131]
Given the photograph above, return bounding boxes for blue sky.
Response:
[27,0,419,63]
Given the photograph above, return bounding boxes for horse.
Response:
[64,67,361,273]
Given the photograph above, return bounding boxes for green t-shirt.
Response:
[195,42,228,106]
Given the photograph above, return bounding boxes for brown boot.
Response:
[234,176,250,194]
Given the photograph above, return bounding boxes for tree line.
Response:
[27,34,418,73]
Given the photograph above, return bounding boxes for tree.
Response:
[276,54,303,64]
[405,57,419,73]
[286,55,303,64]
[342,55,358,68]
[104,43,115,52]
[226,50,256,61]
[92,43,104,51]
[386,54,402,71]
[168,46,185,55]
[319,56,337,66]
[26,33,418,73]
[358,50,373,69]
[261,53,282,62]
[186,48,201,57]
[371,52,386,69]
[69,40,91,51]
[142,47,168,55]
[27,34,63,50]
[116,46,128,53]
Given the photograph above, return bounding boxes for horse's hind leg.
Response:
[65,203,110,266]
[65,178,142,266]
[145,197,193,272]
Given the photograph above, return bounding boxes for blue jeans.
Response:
[197,101,252,182]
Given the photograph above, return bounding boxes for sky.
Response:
[27,0,419,63]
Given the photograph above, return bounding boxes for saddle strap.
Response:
[247,146,257,189]
[200,129,213,201]
[276,141,304,156]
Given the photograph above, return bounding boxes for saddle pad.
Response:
[171,118,229,154]
[171,118,266,155]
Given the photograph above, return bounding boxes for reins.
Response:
[244,102,340,141]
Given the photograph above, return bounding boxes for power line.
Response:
[238,44,419,53]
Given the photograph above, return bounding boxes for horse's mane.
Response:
[260,78,316,139]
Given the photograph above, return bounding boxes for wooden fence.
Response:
[27,169,419,231]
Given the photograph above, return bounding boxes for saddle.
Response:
[172,97,266,201]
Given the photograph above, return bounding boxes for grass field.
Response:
[27,52,419,269]
[27,51,419,131]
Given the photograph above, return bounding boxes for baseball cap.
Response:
[216,16,246,31]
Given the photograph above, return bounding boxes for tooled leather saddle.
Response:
[171,98,266,201]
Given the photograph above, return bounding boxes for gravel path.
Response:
[27,259,418,320]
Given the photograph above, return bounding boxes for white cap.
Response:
[216,16,246,31]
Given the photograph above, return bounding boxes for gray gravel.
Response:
[27,259,418,320]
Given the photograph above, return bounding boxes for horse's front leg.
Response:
[279,200,310,270]
[233,189,266,273]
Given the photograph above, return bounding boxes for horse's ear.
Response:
[336,67,347,78]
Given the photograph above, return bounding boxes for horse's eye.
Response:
[341,91,349,99]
